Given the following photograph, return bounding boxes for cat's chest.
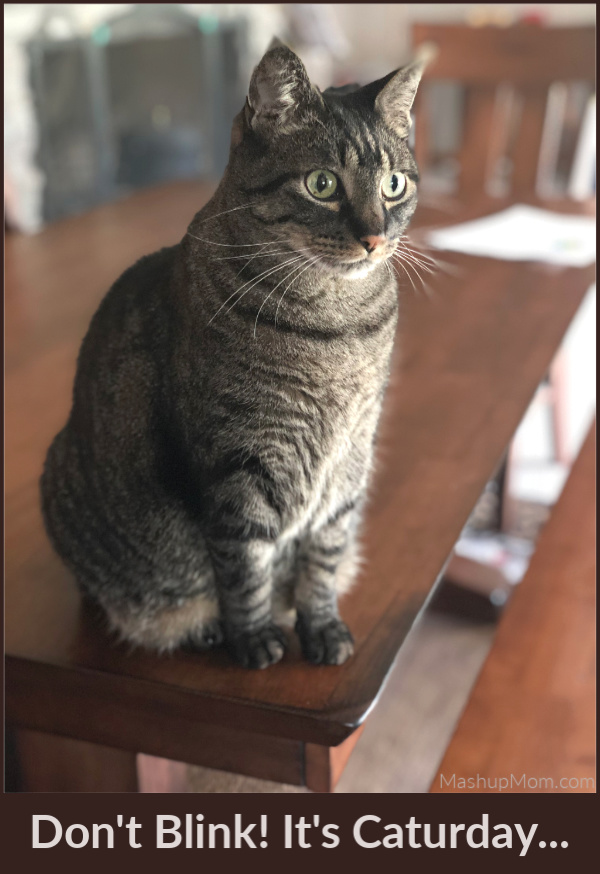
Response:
[276,378,383,537]
[249,333,393,520]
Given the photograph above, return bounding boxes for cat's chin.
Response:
[318,258,380,280]
[342,264,377,280]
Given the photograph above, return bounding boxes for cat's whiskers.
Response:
[420,253,464,278]
[398,234,463,278]
[395,246,441,299]
[186,231,282,249]
[398,233,440,261]
[230,242,312,278]
[391,249,428,297]
[219,246,315,282]
[392,255,421,296]
[274,254,322,327]
[392,251,434,300]
[395,245,437,277]
[208,254,304,324]
[253,257,313,338]
[384,259,395,283]
[215,246,313,262]
[392,236,443,298]
[234,243,274,278]
[198,202,260,224]
[399,233,438,253]
[397,237,439,271]
[222,254,307,320]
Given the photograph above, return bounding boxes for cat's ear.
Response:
[247,42,323,136]
[266,36,286,51]
[375,42,437,138]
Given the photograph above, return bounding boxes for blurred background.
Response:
[4,3,595,231]
[4,4,596,793]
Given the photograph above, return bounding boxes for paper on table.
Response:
[426,205,596,267]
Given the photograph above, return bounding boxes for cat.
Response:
[40,40,429,669]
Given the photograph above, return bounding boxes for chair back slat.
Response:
[510,85,551,194]
[458,86,503,194]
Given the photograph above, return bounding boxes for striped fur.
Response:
[41,44,426,668]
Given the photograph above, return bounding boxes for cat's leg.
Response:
[207,537,287,669]
[294,502,362,665]
[201,453,294,668]
[272,537,299,628]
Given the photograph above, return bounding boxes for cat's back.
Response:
[78,244,178,362]
[70,245,178,422]
[46,244,180,487]
[40,241,217,613]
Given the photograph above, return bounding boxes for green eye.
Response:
[306,169,338,200]
[381,171,407,201]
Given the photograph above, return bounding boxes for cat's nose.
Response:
[360,235,386,254]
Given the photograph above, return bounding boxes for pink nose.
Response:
[360,235,386,254]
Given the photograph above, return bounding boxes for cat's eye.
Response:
[381,172,407,201]
[305,170,339,200]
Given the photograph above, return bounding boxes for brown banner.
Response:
[2,792,598,870]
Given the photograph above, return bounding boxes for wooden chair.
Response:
[411,24,595,599]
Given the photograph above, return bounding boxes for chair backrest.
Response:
[411,24,595,199]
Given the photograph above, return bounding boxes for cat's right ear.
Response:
[245,42,323,137]
[374,42,437,138]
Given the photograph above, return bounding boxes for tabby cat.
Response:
[41,41,429,668]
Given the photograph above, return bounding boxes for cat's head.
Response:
[226,41,432,279]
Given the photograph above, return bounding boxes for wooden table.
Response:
[5,182,595,792]
[431,421,595,793]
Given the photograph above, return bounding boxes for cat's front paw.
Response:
[296,616,354,666]
[228,623,288,670]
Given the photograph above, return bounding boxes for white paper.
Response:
[426,205,596,267]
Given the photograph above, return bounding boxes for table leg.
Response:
[137,753,189,792]
[304,726,365,793]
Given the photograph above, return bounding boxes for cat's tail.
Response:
[101,592,223,654]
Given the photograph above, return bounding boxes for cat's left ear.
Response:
[246,42,323,136]
[375,42,437,138]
